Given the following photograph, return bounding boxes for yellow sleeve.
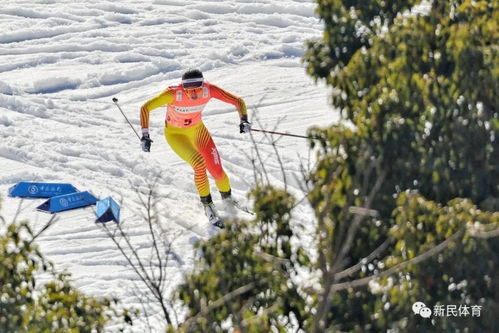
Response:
[209,84,247,118]
[140,89,175,129]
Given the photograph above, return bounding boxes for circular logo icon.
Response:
[60,198,69,207]
[412,301,432,319]
[420,307,432,318]
[28,185,39,195]
[412,302,426,315]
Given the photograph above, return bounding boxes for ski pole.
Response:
[112,97,141,140]
[250,128,309,139]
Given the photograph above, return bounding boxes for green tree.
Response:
[0,200,132,332]
[172,0,498,332]
[172,186,310,332]
[303,0,498,331]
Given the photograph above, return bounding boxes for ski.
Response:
[224,198,255,215]
[204,198,254,230]
[212,217,224,229]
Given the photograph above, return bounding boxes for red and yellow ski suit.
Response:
[140,82,247,198]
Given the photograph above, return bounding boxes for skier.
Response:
[139,69,251,228]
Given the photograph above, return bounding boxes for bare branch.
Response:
[180,282,256,329]
[348,206,379,218]
[330,168,387,276]
[330,228,464,292]
[249,129,270,185]
[28,214,58,245]
[334,238,391,280]
[254,249,291,265]
[467,225,499,239]
[253,115,289,191]
[240,302,281,328]
[12,198,25,223]
[313,156,386,333]
[130,283,154,333]
[101,217,175,325]
[102,223,155,296]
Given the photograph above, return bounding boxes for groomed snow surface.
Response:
[0,1,337,331]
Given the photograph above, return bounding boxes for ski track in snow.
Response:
[0,1,337,331]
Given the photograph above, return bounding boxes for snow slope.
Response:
[0,0,336,330]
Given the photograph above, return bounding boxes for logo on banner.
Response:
[60,198,69,207]
[28,185,39,195]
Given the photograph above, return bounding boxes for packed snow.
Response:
[0,0,337,331]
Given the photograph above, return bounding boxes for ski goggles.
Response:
[182,78,204,90]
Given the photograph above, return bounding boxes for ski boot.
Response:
[201,195,224,228]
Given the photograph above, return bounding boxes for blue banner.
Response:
[9,182,78,198]
[37,191,98,213]
[96,197,120,223]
